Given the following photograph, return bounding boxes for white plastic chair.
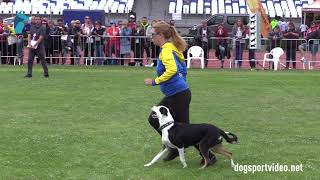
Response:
[263,47,285,71]
[187,46,205,69]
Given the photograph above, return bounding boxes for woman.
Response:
[120,20,132,65]
[81,16,94,65]
[106,20,120,65]
[132,22,144,66]
[144,21,216,164]
[92,21,105,65]
[231,19,246,68]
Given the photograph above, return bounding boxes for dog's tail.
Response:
[220,131,238,144]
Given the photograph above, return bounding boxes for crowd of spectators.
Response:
[0,14,319,69]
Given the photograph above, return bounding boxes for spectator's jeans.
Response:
[218,45,226,60]
[95,44,104,65]
[16,38,24,63]
[235,41,245,68]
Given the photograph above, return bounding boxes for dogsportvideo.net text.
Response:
[233,163,303,174]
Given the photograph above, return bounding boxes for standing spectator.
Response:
[283,22,299,69]
[278,18,288,32]
[128,15,136,30]
[197,20,209,67]
[92,21,105,65]
[6,24,17,65]
[0,17,8,64]
[0,17,7,64]
[268,25,283,69]
[270,17,279,30]
[298,21,320,70]
[128,14,136,58]
[41,18,50,64]
[24,16,49,78]
[55,18,66,64]
[145,20,159,67]
[120,20,132,65]
[150,20,160,67]
[300,23,308,37]
[232,18,246,68]
[141,17,151,63]
[106,20,120,65]
[82,16,94,65]
[47,20,59,64]
[214,24,228,68]
[133,22,144,66]
[69,20,82,65]
[15,22,28,65]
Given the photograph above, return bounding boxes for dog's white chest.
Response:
[161,131,175,148]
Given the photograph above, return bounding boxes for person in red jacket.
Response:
[106,20,120,64]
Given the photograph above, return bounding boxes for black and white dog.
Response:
[144,105,238,169]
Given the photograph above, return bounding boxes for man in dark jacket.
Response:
[24,15,49,78]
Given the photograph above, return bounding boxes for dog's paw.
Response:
[144,163,152,167]
[182,162,187,168]
[231,159,235,168]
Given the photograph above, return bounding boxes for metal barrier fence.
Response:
[0,35,319,70]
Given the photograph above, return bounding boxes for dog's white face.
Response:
[151,105,174,127]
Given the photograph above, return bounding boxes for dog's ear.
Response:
[159,107,168,116]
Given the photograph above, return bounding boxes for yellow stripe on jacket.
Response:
[154,42,184,85]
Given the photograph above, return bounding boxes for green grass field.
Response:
[0,65,319,180]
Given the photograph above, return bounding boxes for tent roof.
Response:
[302,0,320,12]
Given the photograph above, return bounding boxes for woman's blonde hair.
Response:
[153,21,187,52]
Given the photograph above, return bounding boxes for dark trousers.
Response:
[248,49,256,68]
[148,89,191,135]
[202,43,208,67]
[27,47,49,76]
[286,47,296,69]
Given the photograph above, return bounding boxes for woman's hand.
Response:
[144,78,153,86]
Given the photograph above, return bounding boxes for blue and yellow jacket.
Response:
[152,42,188,96]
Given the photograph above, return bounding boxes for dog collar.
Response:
[158,121,174,131]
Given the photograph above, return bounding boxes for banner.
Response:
[14,11,30,34]
[249,14,261,49]
[246,0,270,38]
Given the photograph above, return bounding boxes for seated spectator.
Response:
[214,24,229,68]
